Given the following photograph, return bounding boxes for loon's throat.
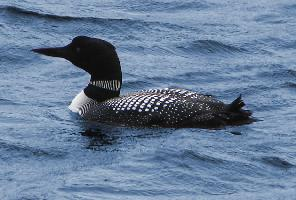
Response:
[84,79,121,102]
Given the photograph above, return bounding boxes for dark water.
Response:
[0,0,296,199]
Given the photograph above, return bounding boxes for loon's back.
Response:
[78,88,251,128]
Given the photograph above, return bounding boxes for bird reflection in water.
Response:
[80,128,119,150]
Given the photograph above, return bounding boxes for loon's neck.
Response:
[84,78,122,102]
[68,78,121,113]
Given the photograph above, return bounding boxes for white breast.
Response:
[68,90,94,114]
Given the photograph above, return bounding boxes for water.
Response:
[0,0,296,199]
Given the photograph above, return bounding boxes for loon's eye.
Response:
[76,47,81,53]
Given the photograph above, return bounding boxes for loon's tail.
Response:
[225,94,252,124]
[187,94,253,128]
[228,94,245,112]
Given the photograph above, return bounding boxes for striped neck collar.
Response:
[89,80,121,91]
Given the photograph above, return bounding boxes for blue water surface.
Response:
[0,0,296,199]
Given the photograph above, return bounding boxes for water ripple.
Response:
[176,40,246,55]
[127,0,211,12]
[181,149,224,164]
[0,139,66,160]
[0,5,186,31]
[261,156,294,169]
[254,14,286,24]
[283,82,296,89]
[1,5,85,21]
[0,98,22,106]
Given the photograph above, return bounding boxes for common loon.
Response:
[32,36,252,128]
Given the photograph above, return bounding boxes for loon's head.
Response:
[32,36,122,81]
[33,36,122,101]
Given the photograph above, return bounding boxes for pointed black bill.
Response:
[32,46,71,59]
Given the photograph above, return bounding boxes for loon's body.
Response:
[33,36,252,128]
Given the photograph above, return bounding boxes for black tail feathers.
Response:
[225,94,252,125]
[227,94,245,112]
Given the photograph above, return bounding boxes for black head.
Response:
[32,36,122,81]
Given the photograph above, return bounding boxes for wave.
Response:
[0,5,185,31]
[282,3,296,16]
[1,5,79,21]
[177,40,246,55]
[0,98,22,106]
[282,40,296,49]
[257,67,296,84]
[261,156,294,169]
[123,80,156,90]
[254,14,285,24]
[0,139,66,160]
[283,82,296,89]
[181,149,224,164]
[0,5,129,23]
[152,148,224,167]
[127,1,211,12]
